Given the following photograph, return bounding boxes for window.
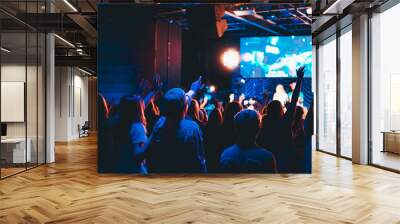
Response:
[317,36,337,154]
[370,3,400,171]
[339,28,352,158]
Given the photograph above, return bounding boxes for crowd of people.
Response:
[98,66,313,174]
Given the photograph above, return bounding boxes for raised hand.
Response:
[239,93,245,104]
[203,96,208,104]
[200,96,208,109]
[288,66,306,121]
[190,76,202,93]
[296,66,306,79]
[152,74,163,92]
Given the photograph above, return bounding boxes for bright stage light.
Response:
[222,49,239,69]
[240,79,246,84]
[209,85,216,92]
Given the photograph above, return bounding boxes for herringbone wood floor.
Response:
[1,135,400,224]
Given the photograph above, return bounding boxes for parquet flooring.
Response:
[1,167,26,178]
[1,135,400,223]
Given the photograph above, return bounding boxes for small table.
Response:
[381,131,400,154]
[1,138,31,164]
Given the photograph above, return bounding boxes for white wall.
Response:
[1,65,27,139]
[1,64,42,137]
[72,73,89,138]
[1,63,46,164]
[55,67,89,141]
[55,67,69,141]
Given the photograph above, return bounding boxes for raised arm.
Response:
[238,93,245,105]
[199,96,208,109]
[186,76,202,101]
[286,66,305,120]
[143,74,163,107]
[143,92,155,107]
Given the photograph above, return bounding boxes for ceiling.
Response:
[1,1,312,74]
[153,3,311,36]
[311,0,390,40]
[4,0,394,74]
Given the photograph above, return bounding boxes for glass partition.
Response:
[37,0,46,166]
[370,3,400,171]
[27,30,38,169]
[0,2,46,179]
[339,28,352,158]
[317,36,337,154]
[1,31,28,177]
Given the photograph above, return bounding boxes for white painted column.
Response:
[46,33,55,163]
[352,14,369,164]
[312,45,317,150]
[55,67,72,141]
[45,1,55,163]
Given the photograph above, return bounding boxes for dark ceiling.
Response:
[153,3,311,36]
[0,1,312,75]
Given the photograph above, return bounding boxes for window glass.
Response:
[317,36,337,154]
[371,3,400,171]
[340,29,352,158]
[1,29,28,177]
